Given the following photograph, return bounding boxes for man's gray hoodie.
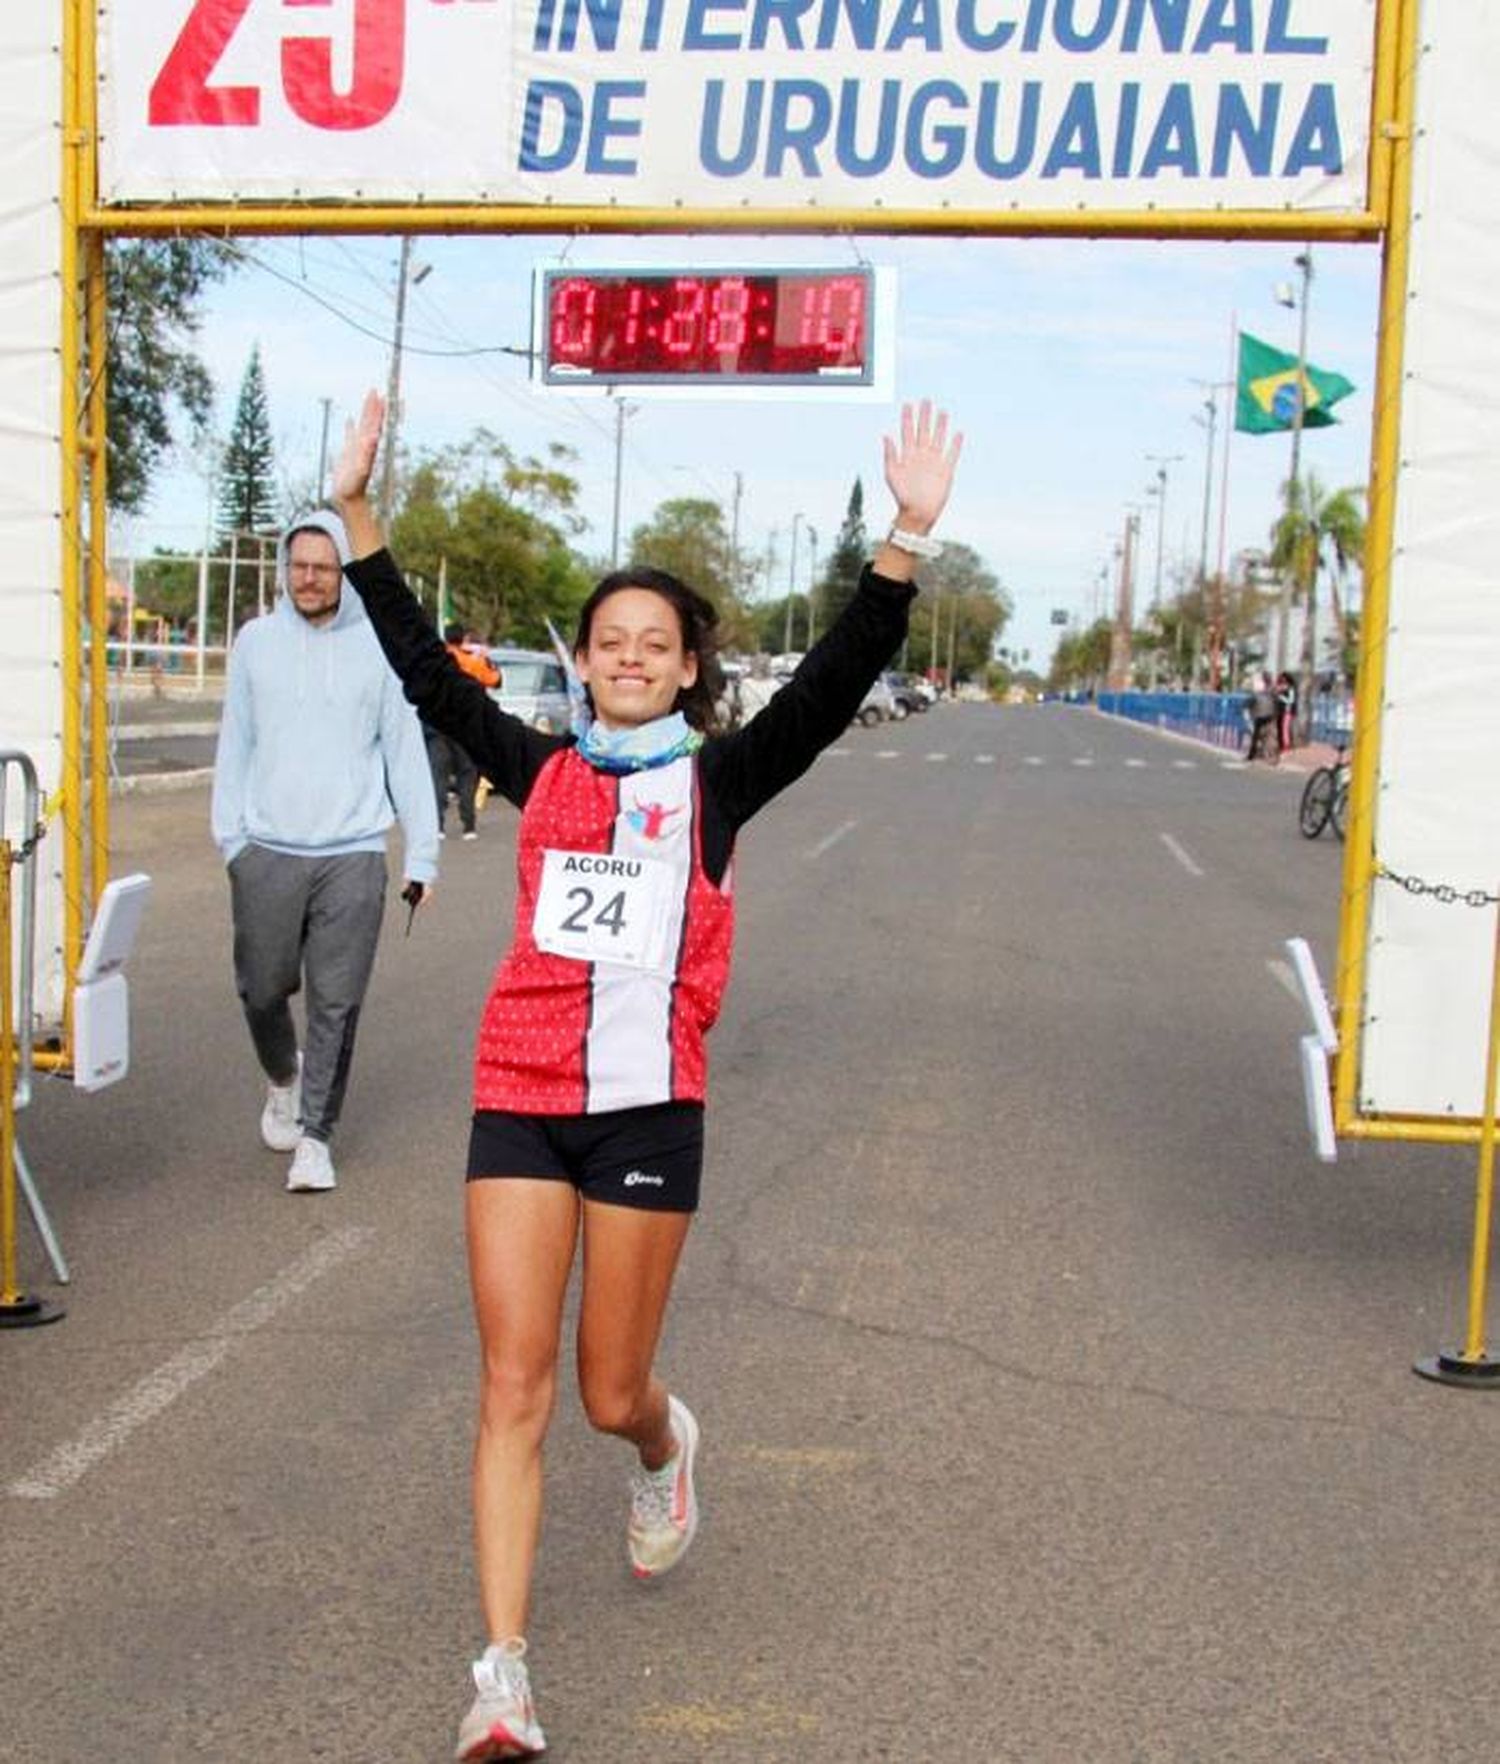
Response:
[210,510,439,882]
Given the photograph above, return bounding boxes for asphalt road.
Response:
[5,704,1494,1763]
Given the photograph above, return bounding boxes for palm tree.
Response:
[1269,472,1366,730]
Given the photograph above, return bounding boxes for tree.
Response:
[1048,619,1113,694]
[905,543,1010,683]
[219,345,279,535]
[103,239,228,514]
[389,439,594,646]
[817,479,867,630]
[1269,472,1366,702]
[627,498,756,651]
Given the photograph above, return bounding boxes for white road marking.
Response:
[1266,958,1302,1003]
[1221,760,1248,771]
[1072,756,1094,767]
[824,747,852,757]
[6,1227,374,1500]
[876,750,900,759]
[1125,758,1148,768]
[1024,756,1045,766]
[1172,760,1197,769]
[1159,833,1205,878]
[974,754,996,765]
[806,819,858,860]
[924,753,947,763]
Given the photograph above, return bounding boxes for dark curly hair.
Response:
[573,567,724,733]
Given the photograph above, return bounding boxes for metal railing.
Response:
[2,750,67,1323]
[1093,689,1354,752]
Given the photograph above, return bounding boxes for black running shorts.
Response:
[466,1101,704,1213]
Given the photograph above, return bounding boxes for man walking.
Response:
[211,510,439,1192]
[426,622,498,840]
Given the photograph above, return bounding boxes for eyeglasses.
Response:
[289,562,342,581]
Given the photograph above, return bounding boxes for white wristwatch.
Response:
[887,526,943,559]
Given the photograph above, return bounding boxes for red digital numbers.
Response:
[544,272,872,384]
[149,0,405,131]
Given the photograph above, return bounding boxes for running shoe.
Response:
[259,1054,301,1152]
[627,1394,700,1580]
[455,1639,546,1761]
[285,1134,336,1193]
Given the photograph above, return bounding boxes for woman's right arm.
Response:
[332,393,560,803]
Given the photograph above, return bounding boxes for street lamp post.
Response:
[1274,246,1314,682]
[805,527,819,643]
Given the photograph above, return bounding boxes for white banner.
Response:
[99,0,1376,215]
[0,10,64,1033]
[1358,4,1500,1122]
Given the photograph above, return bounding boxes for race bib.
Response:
[532,849,676,972]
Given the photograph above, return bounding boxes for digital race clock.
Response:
[536,267,878,389]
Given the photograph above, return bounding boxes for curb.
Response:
[111,767,214,795]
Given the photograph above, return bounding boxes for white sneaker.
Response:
[285,1135,336,1193]
[455,1639,547,1760]
[628,1395,700,1580]
[259,1055,301,1152]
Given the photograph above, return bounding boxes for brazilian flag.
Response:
[1234,331,1354,434]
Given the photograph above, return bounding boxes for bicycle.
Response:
[1299,752,1350,841]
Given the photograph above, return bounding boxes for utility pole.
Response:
[805,527,819,644]
[378,240,431,527]
[316,396,333,504]
[1107,511,1139,690]
[1144,453,1182,611]
[729,470,743,596]
[784,512,803,653]
[609,392,637,568]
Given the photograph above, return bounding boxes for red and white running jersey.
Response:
[474,748,734,1114]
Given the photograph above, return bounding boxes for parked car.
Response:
[882,672,927,717]
[483,646,573,734]
[854,676,898,726]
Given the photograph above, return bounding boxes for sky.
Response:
[124,228,1384,673]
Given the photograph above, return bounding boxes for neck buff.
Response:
[576,711,703,774]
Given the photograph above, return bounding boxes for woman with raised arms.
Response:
[330,392,961,1760]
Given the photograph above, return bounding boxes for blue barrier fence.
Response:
[1089,690,1353,752]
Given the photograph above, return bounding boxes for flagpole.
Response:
[1275,245,1314,676]
[1210,312,1237,690]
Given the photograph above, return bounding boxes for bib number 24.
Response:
[532,850,674,971]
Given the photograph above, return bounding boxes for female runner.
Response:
[330,393,962,1760]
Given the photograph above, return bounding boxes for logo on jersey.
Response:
[626,802,683,841]
[623,1170,666,1188]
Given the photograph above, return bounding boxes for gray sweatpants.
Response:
[228,845,387,1143]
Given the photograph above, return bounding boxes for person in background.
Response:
[1245,671,1280,765]
[210,509,439,1193]
[1275,669,1299,754]
[428,622,500,840]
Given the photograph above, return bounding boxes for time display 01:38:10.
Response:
[543,271,872,383]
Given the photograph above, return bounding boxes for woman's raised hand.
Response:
[330,390,387,507]
[882,400,963,534]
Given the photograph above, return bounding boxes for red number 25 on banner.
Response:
[149,0,408,132]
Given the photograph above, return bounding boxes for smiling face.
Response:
[575,587,699,730]
[286,529,343,625]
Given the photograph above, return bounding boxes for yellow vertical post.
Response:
[1333,0,1420,1131]
[55,0,88,1050]
[1414,904,1500,1386]
[85,227,110,903]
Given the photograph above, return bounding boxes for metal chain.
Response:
[2,822,46,868]
[1377,862,1500,910]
